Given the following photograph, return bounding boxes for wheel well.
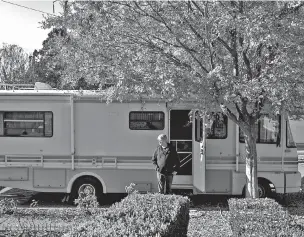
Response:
[71,175,103,194]
[258,177,275,190]
[67,172,107,193]
[242,177,275,195]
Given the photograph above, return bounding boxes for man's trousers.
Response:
[157,172,173,194]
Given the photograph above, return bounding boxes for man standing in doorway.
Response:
[152,134,180,194]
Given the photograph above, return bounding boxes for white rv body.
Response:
[0,90,300,196]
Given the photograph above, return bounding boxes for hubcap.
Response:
[78,184,96,197]
[258,184,265,198]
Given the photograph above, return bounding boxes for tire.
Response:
[241,182,271,198]
[70,177,103,205]
[258,182,271,198]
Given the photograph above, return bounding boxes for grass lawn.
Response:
[188,209,232,236]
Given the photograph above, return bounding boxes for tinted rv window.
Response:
[129,112,164,130]
[239,115,280,144]
[0,111,53,137]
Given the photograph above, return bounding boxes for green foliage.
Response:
[125,183,139,195]
[74,192,99,216]
[0,198,18,215]
[27,28,65,89]
[41,2,304,113]
[0,43,31,84]
[228,197,282,211]
[65,193,190,237]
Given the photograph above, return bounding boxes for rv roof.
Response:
[0,89,176,102]
[0,89,107,97]
[0,89,202,103]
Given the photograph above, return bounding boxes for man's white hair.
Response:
[157,134,167,141]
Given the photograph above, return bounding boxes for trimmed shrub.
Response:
[228,197,282,211]
[228,198,289,237]
[0,198,18,215]
[65,193,190,237]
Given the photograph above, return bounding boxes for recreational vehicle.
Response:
[0,84,300,201]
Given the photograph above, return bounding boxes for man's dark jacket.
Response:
[152,143,180,175]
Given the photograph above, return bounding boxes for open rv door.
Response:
[192,111,206,193]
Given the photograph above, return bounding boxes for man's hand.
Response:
[172,171,177,175]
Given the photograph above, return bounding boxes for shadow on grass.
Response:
[26,192,128,207]
[273,192,304,216]
[181,190,304,216]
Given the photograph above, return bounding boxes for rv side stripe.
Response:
[0,155,298,170]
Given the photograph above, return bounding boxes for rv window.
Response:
[239,115,280,144]
[286,121,296,148]
[129,111,164,130]
[0,111,53,137]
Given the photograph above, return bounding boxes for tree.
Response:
[28,28,68,89]
[31,26,101,89]
[0,43,31,84]
[42,1,304,198]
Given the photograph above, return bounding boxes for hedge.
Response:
[228,198,303,237]
[228,197,283,211]
[64,193,190,237]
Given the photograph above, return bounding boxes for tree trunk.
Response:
[243,122,258,198]
[221,104,259,198]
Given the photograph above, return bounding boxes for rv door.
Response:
[193,111,206,193]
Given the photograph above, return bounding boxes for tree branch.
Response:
[217,37,234,55]
[190,1,205,16]
[149,35,183,49]
[279,2,304,18]
[218,1,235,18]
[209,46,216,70]
[230,29,239,76]
[239,36,252,80]
[138,36,202,78]
[1,66,8,82]
[234,102,243,121]
[220,104,239,125]
[147,2,209,73]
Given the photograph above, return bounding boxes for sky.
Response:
[0,1,62,53]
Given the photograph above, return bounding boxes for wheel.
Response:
[241,182,271,198]
[258,182,271,198]
[70,177,103,205]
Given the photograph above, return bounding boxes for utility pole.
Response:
[63,0,68,33]
[53,0,67,15]
[52,0,59,14]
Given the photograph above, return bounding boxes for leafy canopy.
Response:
[42,1,304,120]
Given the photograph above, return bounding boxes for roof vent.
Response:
[34,82,53,90]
